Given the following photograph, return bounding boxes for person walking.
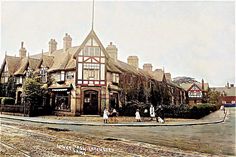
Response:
[103,107,109,123]
[150,104,155,121]
[135,109,141,122]
[112,108,118,123]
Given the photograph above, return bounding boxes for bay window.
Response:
[83,63,100,80]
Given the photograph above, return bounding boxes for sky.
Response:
[0,1,235,87]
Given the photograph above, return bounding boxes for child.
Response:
[135,109,141,122]
[103,108,109,123]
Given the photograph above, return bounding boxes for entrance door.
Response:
[84,90,98,115]
[110,93,119,110]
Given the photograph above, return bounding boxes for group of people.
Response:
[103,108,118,123]
[135,104,165,123]
[103,104,165,124]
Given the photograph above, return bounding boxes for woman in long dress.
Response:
[150,105,155,120]
[103,108,109,123]
[135,109,141,122]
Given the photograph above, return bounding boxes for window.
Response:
[40,66,48,83]
[66,71,74,80]
[54,91,70,111]
[83,46,100,56]
[1,65,9,83]
[188,91,202,98]
[26,67,33,78]
[60,71,65,81]
[112,73,119,83]
[83,63,100,80]
[16,76,23,84]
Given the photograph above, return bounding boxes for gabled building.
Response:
[180,79,209,105]
[0,29,186,116]
[211,83,236,106]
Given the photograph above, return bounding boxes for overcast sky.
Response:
[1,1,235,87]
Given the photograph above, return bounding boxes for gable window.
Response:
[83,63,100,80]
[84,46,100,56]
[112,73,119,84]
[1,65,9,83]
[40,66,48,83]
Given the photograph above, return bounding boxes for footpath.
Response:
[0,109,227,127]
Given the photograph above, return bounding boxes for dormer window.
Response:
[26,67,33,78]
[112,73,119,84]
[16,76,23,84]
[40,66,48,83]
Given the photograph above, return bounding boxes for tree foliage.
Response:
[22,77,46,106]
[208,89,221,104]
[0,76,16,98]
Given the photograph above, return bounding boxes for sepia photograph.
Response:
[0,0,235,156]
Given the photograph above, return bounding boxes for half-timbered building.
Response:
[0,29,186,116]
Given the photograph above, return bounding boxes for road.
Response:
[0,108,235,156]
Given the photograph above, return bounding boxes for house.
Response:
[0,29,186,116]
[211,83,236,107]
[180,79,209,105]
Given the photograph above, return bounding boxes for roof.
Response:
[1,55,21,75]
[212,87,236,96]
[0,30,183,91]
[180,83,209,91]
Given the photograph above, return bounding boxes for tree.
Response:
[208,89,221,104]
[22,77,46,106]
[0,76,16,98]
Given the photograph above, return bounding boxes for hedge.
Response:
[189,103,218,119]
[1,97,15,105]
[119,102,219,119]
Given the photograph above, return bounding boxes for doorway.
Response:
[83,90,98,115]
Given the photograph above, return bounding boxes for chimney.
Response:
[19,42,27,58]
[63,33,72,52]
[106,42,118,61]
[165,73,172,82]
[143,63,153,73]
[226,82,230,88]
[127,56,139,69]
[202,79,205,91]
[49,39,57,55]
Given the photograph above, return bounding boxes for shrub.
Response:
[119,100,151,116]
[1,97,15,105]
[190,103,218,119]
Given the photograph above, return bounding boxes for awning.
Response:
[51,88,68,92]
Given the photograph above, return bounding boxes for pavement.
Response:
[0,109,228,127]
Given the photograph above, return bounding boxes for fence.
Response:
[0,103,52,117]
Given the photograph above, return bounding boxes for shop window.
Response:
[54,91,70,111]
